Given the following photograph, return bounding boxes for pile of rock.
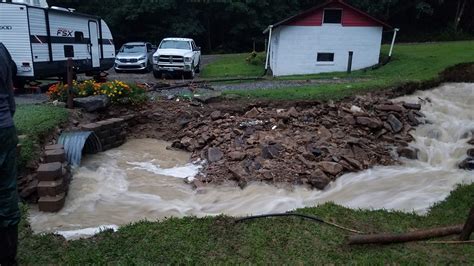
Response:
[173,97,425,189]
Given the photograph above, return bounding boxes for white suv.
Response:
[152,38,201,79]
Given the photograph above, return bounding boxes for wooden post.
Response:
[460,205,474,241]
[347,51,353,74]
[66,58,74,109]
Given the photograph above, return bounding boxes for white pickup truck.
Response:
[152,38,201,79]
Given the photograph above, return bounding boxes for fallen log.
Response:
[348,225,464,245]
[460,205,474,241]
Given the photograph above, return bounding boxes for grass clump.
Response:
[14,105,69,168]
[200,53,265,78]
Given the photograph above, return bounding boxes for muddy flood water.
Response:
[30,83,474,239]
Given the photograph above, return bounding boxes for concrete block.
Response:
[37,163,63,182]
[38,193,66,213]
[44,149,66,163]
[45,144,64,151]
[37,179,65,197]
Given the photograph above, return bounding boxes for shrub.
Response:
[47,80,148,106]
[246,51,266,66]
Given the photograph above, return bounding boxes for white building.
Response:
[264,0,391,77]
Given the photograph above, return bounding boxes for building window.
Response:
[317,53,335,62]
[74,32,84,43]
[323,9,342,24]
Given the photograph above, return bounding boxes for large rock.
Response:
[376,104,405,113]
[403,103,422,111]
[397,147,419,160]
[228,151,246,161]
[73,95,110,112]
[387,114,403,133]
[467,149,474,157]
[307,169,331,190]
[459,158,474,171]
[407,111,420,126]
[262,144,283,159]
[210,111,222,120]
[208,147,224,163]
[317,161,344,176]
[356,117,382,129]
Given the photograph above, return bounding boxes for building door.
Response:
[88,21,100,68]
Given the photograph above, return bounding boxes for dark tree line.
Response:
[49,0,473,53]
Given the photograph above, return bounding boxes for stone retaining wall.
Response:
[37,144,71,212]
[80,115,135,152]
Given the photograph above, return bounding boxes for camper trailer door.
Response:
[88,21,100,68]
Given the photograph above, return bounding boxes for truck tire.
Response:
[184,65,195,79]
[153,70,162,79]
[195,57,201,73]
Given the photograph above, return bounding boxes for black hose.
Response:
[235,213,364,234]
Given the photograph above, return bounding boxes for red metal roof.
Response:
[264,0,391,33]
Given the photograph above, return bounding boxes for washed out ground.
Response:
[13,40,474,263]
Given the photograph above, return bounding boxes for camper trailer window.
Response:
[317,53,334,62]
[323,9,342,24]
[75,32,84,43]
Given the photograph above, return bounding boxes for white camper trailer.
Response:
[0,0,115,83]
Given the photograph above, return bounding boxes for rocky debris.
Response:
[398,147,419,160]
[166,97,423,189]
[73,95,110,112]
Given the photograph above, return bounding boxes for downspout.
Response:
[264,25,273,76]
[388,28,400,59]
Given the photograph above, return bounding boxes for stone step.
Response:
[44,149,66,163]
[37,162,63,182]
[45,144,64,151]
[38,193,66,213]
[37,179,65,198]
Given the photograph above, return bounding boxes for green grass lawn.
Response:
[14,105,69,168]
[19,183,474,264]
[200,53,266,78]
[203,41,474,100]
